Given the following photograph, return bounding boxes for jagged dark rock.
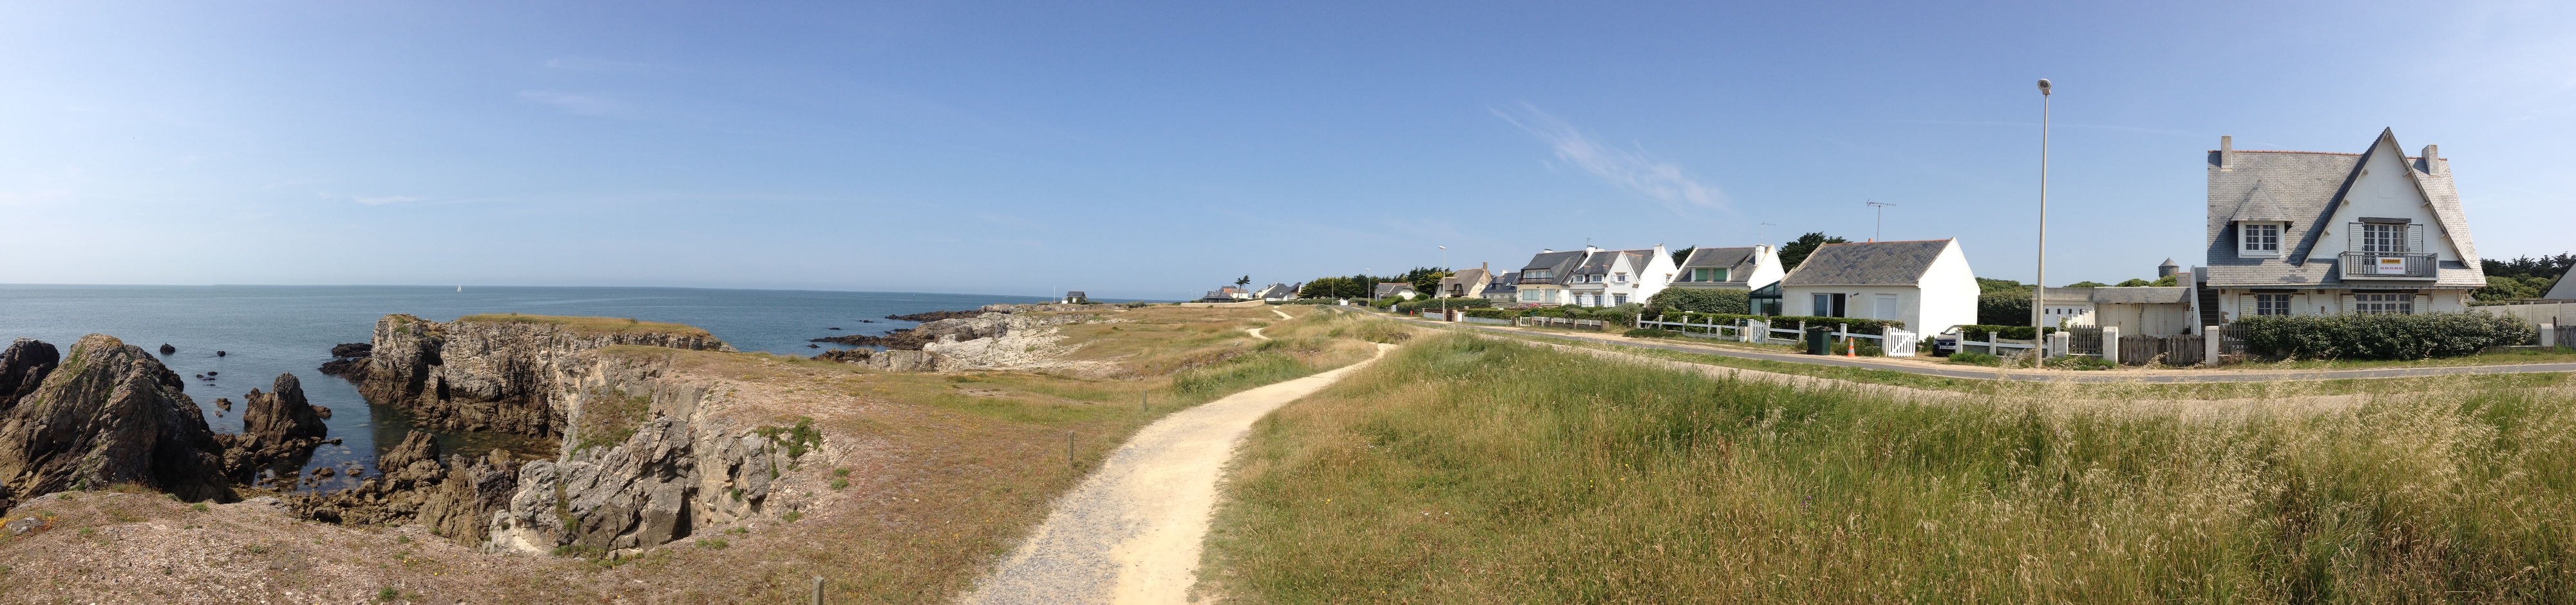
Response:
[0,339,61,412]
[158,343,176,355]
[290,431,520,545]
[354,314,734,436]
[0,335,236,511]
[317,358,367,378]
[329,343,372,358]
[214,397,232,410]
[216,374,331,479]
[216,351,225,357]
[417,449,518,543]
[312,405,332,419]
[885,309,983,322]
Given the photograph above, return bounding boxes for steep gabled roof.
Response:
[2204,129,2483,289]
[1781,239,1952,287]
[1678,246,1762,283]
[1520,251,1586,273]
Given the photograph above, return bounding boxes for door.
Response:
[1873,294,1899,321]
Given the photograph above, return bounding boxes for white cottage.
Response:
[2198,130,2484,323]
[1670,245,1786,293]
[1779,238,1978,335]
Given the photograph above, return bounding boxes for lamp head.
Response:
[2037,79,2052,95]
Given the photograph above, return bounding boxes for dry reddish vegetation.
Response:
[0,305,1376,604]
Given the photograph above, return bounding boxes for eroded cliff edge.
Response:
[355,314,736,436]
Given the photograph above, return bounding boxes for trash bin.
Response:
[1803,325,1832,355]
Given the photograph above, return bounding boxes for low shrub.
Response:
[1462,309,1521,320]
[2237,312,2534,360]
[1394,298,1492,313]
[2050,355,2117,370]
[1956,325,2052,341]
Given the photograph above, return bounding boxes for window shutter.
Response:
[2291,294,2308,316]
[2413,294,2429,314]
[2406,224,2423,253]
[2341,294,2355,314]
[2349,223,2363,252]
[2239,294,2253,318]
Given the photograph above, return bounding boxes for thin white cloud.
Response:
[1493,103,1725,213]
[516,90,629,117]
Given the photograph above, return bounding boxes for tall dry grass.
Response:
[1206,332,2576,604]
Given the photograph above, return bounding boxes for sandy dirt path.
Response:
[1270,308,1293,320]
[960,343,1396,605]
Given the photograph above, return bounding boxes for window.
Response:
[1522,270,1551,282]
[1614,273,1627,283]
[2360,224,2405,253]
[1613,294,1629,305]
[1812,293,1846,318]
[2240,222,2281,256]
[1690,267,1728,282]
[2254,294,2291,316]
[2354,293,2412,314]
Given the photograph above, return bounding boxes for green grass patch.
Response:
[1206,334,2576,603]
[574,390,652,453]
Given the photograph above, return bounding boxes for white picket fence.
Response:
[1630,315,1918,356]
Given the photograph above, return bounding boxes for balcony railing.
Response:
[2340,252,2436,280]
[1517,276,1555,285]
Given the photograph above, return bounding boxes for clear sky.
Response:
[4,1,2570,300]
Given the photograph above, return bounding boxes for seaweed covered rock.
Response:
[0,335,235,510]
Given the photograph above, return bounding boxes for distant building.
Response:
[2199,130,2483,324]
[1671,245,1786,293]
[1482,272,1520,305]
[1437,265,1494,299]
[1253,283,1298,301]
[1061,291,1089,304]
[1196,287,1251,303]
[1372,282,1418,300]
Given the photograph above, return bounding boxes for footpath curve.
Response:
[1390,315,2576,383]
[961,343,1397,605]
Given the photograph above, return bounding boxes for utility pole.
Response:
[1437,245,1448,316]
[1865,201,1895,242]
[2032,78,2053,341]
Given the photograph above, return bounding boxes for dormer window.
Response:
[1690,267,1729,282]
[1614,273,1628,283]
[2240,222,2282,257]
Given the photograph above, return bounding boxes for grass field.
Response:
[1205,332,2576,604]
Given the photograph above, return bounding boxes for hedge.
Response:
[1462,308,1519,320]
[1395,298,1493,313]
[1643,288,1749,316]
[1643,311,1904,335]
[2237,312,2533,360]
[1956,325,2045,341]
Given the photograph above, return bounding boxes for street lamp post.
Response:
[2032,78,2052,354]
[1437,246,1449,317]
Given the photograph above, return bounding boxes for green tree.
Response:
[1644,288,1748,316]
[1778,233,1849,271]
[1975,278,2033,327]
[2112,278,2155,287]
[1235,275,1251,288]
[2062,281,2109,289]
[1669,245,1694,267]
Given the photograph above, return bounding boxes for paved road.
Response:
[961,343,1396,605]
[1396,316,2576,383]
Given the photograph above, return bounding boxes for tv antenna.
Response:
[1866,200,1897,242]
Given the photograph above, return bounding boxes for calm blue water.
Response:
[0,285,1047,491]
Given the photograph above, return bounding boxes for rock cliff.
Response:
[216,374,332,479]
[355,314,735,436]
[0,335,235,510]
[0,339,59,411]
[485,349,803,557]
[292,430,520,544]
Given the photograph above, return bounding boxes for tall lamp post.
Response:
[2031,78,2052,347]
[1437,246,1450,316]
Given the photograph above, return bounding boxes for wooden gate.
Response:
[2119,334,2204,366]
[2066,327,2104,356]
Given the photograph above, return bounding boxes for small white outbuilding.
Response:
[1779,238,1979,336]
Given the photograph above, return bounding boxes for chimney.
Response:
[2420,144,2439,174]
[1481,261,1488,272]
[1541,249,1553,253]
[2217,135,2231,169]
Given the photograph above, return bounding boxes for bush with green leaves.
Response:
[1643,311,1904,335]
[1394,298,1493,313]
[1643,288,1748,316]
[1956,325,2045,341]
[2236,312,2534,360]
[1461,308,1522,320]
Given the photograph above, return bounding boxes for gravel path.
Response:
[961,343,1396,605]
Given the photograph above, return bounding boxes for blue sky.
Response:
[4,1,2571,300]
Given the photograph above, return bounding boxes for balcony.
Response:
[2340,252,2436,280]
[1517,275,1555,285]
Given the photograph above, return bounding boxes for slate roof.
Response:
[1439,268,1489,294]
[1781,239,1951,287]
[1373,282,1415,298]
[1678,246,1759,283]
[2204,130,2485,289]
[1572,250,1650,276]
[1486,273,1519,294]
[1519,251,1587,283]
[2040,287,2096,303]
[2089,287,2191,305]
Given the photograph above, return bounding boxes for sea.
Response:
[0,285,1050,492]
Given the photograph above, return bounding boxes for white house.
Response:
[1562,245,1676,307]
[1670,245,1785,293]
[2199,130,2485,323]
[2040,286,2193,335]
[1437,264,1495,300]
[1779,238,1978,335]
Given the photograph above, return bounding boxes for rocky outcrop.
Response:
[0,339,60,411]
[0,335,235,510]
[884,309,987,322]
[216,374,331,479]
[355,314,735,436]
[415,448,519,543]
[485,350,802,557]
[318,343,372,378]
[811,311,1085,352]
[330,343,372,358]
[290,430,519,534]
[811,349,948,372]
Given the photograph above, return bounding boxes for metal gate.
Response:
[2066,327,2104,356]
